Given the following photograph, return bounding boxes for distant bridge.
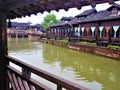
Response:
[7,28,44,40]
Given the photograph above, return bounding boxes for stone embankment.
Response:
[68,42,120,60]
[39,39,120,60]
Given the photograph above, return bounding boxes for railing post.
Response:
[0,12,9,90]
[22,68,31,79]
[57,85,62,90]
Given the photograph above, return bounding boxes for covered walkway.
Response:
[0,0,118,90]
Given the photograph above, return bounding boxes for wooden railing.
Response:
[6,55,90,90]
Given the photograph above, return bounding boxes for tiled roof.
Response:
[10,22,43,30]
[107,3,120,11]
[83,10,110,22]
[61,17,74,21]
[75,9,97,17]
[50,3,120,27]
[11,22,30,27]
[78,3,120,23]
[67,18,78,25]
[78,10,120,23]
[50,21,65,28]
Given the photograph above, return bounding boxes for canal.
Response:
[8,38,120,90]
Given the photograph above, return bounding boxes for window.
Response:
[81,27,85,36]
[91,27,96,37]
[113,26,119,38]
[99,26,104,37]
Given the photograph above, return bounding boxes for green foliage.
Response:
[42,38,47,40]
[50,38,55,44]
[42,14,59,30]
[60,40,69,45]
[107,45,120,50]
[50,38,55,41]
[79,41,97,46]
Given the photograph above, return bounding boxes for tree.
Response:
[42,14,59,30]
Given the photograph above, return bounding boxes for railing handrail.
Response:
[7,65,52,90]
[6,55,90,90]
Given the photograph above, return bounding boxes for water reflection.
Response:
[8,39,120,90]
[42,43,120,90]
[8,38,39,54]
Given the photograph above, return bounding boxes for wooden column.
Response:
[95,23,99,42]
[119,29,120,38]
[0,12,8,90]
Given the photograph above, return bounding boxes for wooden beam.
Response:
[70,0,81,9]
[2,0,40,10]
[0,12,8,90]
[0,0,2,3]
[1,0,118,19]
[11,10,24,16]
[108,0,114,4]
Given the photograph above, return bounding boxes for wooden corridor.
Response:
[0,0,118,90]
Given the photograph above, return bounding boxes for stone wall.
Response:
[39,39,120,60]
[95,47,120,59]
[68,42,120,60]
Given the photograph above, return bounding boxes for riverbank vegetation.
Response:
[79,41,97,46]
[39,37,120,51]
[107,44,120,50]
[50,38,55,44]
[59,40,69,45]
[39,37,120,59]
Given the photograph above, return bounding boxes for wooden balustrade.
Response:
[6,55,90,90]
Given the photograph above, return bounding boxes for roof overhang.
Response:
[0,0,118,19]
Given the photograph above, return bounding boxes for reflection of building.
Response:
[42,43,120,90]
[7,22,45,38]
[48,3,120,46]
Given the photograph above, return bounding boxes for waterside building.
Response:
[48,3,120,46]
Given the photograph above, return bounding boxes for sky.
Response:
[11,1,120,25]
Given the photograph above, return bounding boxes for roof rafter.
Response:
[10,10,23,16]
[0,0,118,19]
[2,0,40,10]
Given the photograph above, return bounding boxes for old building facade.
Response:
[48,3,120,46]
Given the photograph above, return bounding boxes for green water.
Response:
[8,38,120,90]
